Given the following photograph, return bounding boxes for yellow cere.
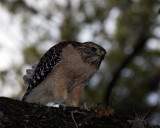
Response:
[101,51,105,55]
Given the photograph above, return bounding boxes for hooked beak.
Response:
[97,50,106,56]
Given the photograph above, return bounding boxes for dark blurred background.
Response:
[0,0,160,125]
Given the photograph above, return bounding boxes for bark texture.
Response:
[0,97,157,128]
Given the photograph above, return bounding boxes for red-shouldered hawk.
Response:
[22,41,106,106]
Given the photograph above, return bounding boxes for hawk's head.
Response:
[75,41,106,68]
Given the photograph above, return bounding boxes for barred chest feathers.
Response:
[22,41,106,106]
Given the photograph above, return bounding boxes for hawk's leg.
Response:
[71,86,83,107]
[65,98,71,107]
[53,85,71,106]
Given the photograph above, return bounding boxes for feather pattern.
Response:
[22,41,78,101]
[22,41,106,106]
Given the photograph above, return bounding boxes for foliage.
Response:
[0,0,160,125]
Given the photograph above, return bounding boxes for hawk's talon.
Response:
[65,98,71,107]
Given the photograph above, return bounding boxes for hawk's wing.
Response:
[22,41,75,101]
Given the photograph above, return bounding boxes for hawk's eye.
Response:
[91,47,97,52]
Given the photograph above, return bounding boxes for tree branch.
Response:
[104,34,148,105]
[0,97,133,128]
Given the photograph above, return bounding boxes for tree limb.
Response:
[104,34,148,105]
[0,97,133,128]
